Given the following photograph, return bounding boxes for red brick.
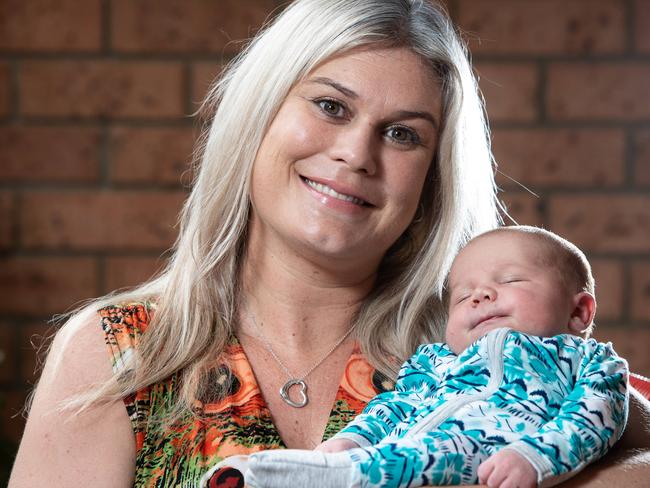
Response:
[498,192,544,227]
[591,259,624,321]
[192,62,224,106]
[0,322,16,383]
[111,0,276,53]
[20,61,185,119]
[635,0,650,52]
[0,192,13,249]
[549,195,650,253]
[1,389,28,443]
[0,0,102,52]
[634,129,650,185]
[0,127,101,183]
[110,127,194,185]
[631,261,650,321]
[476,63,538,123]
[493,129,625,188]
[594,326,650,377]
[458,0,625,55]
[548,63,650,121]
[0,62,9,117]
[21,191,185,250]
[0,257,98,315]
[18,321,54,384]
[104,256,166,293]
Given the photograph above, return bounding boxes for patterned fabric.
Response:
[99,303,391,487]
[332,327,629,488]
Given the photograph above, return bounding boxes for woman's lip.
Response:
[300,175,374,206]
[300,176,372,215]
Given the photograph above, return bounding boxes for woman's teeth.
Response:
[304,178,366,205]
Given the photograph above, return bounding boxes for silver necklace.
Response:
[248,312,355,408]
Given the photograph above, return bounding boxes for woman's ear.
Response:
[568,292,597,335]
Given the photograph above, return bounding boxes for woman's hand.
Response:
[314,438,360,453]
[477,449,537,488]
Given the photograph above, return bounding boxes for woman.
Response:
[9,1,650,487]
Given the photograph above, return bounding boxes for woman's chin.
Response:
[297,237,383,273]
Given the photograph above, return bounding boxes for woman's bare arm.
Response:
[8,313,135,487]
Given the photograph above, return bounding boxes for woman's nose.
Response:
[471,286,496,305]
[329,123,378,175]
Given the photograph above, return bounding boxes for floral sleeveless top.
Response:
[99,303,392,487]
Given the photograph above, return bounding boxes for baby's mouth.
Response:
[474,315,506,328]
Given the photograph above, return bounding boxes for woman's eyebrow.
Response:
[306,76,438,128]
[393,109,438,128]
[307,76,358,98]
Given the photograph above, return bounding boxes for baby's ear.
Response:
[568,292,596,335]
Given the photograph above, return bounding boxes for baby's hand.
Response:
[477,449,537,488]
[314,438,360,453]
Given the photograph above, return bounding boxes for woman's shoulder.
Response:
[42,300,154,380]
[10,304,137,486]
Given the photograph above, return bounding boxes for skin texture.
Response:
[248,46,441,277]
[446,232,595,354]
[316,437,360,453]
[477,449,537,488]
[8,314,136,487]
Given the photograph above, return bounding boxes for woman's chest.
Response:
[249,343,357,449]
[129,340,385,486]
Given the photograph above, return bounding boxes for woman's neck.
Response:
[238,236,376,349]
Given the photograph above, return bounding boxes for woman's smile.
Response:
[301,176,370,207]
[299,175,377,219]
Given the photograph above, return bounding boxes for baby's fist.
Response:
[314,438,360,453]
[477,449,537,488]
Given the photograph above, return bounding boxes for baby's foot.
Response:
[245,449,357,488]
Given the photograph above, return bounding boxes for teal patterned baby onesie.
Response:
[242,328,628,488]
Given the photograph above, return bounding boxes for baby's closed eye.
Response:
[501,277,527,284]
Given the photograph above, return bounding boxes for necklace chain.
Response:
[248,312,355,381]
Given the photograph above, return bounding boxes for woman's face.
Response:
[249,46,442,274]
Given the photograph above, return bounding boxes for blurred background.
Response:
[1,0,649,480]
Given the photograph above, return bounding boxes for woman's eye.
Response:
[316,99,344,117]
[385,126,420,146]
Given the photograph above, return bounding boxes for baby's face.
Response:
[446,232,576,354]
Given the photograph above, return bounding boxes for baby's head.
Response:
[445,226,596,354]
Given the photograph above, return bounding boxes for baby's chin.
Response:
[448,321,511,354]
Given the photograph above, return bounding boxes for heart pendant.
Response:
[280,379,308,408]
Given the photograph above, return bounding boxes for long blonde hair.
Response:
[57,0,499,419]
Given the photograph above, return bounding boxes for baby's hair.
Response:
[474,225,596,336]
[478,226,594,294]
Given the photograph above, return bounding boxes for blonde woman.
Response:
[9,1,650,487]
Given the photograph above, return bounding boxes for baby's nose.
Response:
[472,286,497,304]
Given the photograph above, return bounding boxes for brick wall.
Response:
[0,0,648,458]
[459,0,650,381]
